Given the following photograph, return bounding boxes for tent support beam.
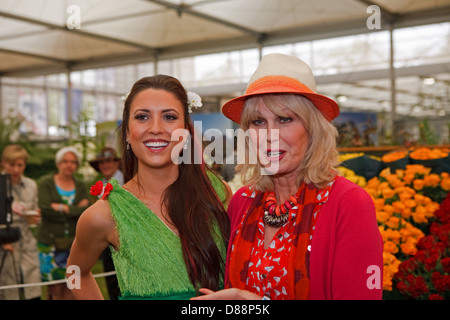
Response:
[389,25,396,128]
[145,0,262,39]
[66,68,73,140]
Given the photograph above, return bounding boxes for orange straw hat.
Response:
[222,53,339,124]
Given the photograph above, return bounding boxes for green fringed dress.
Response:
[106,175,227,300]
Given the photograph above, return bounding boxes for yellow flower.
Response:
[424,174,440,188]
[382,254,401,291]
[405,164,431,175]
[398,187,415,201]
[400,208,412,219]
[383,204,395,215]
[395,169,405,178]
[412,179,424,190]
[365,188,377,198]
[409,147,448,160]
[385,216,400,229]
[404,199,417,209]
[379,167,392,179]
[392,201,406,213]
[440,176,450,191]
[403,173,415,185]
[377,181,390,192]
[399,192,411,202]
[382,150,408,163]
[337,167,367,187]
[386,174,405,188]
[376,210,391,224]
[413,193,425,204]
[383,228,401,244]
[404,187,416,196]
[423,202,438,218]
[366,177,380,189]
[338,153,364,162]
[373,198,385,211]
[400,237,419,256]
[379,226,387,240]
[412,206,428,224]
[399,221,424,242]
[384,240,399,254]
[382,187,395,199]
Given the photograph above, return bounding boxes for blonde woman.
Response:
[193,53,383,300]
[0,144,41,300]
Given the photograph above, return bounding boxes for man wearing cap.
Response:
[89,147,122,300]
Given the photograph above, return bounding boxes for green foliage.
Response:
[418,119,439,145]
[24,145,59,181]
[0,109,23,152]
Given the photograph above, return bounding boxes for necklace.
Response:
[263,191,299,228]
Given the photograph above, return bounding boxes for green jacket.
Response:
[36,173,90,245]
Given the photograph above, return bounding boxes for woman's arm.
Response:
[67,180,91,218]
[191,288,262,300]
[66,200,116,300]
[38,176,64,221]
[331,187,383,299]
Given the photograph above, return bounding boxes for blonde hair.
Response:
[237,94,339,191]
[1,144,29,163]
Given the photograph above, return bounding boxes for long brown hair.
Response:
[120,74,230,291]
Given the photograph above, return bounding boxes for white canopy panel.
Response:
[1,0,449,76]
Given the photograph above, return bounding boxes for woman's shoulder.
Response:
[327,176,374,211]
[231,185,260,200]
[77,199,114,233]
[21,175,37,187]
[331,175,369,197]
[37,173,54,184]
[228,185,259,212]
[227,185,262,229]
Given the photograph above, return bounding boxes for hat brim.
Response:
[89,158,120,172]
[222,91,339,124]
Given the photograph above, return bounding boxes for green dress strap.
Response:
[207,170,229,208]
[107,175,226,300]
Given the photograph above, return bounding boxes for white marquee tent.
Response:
[0,0,449,126]
[1,0,449,75]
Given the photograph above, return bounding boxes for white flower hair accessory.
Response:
[187,91,202,113]
[121,92,129,102]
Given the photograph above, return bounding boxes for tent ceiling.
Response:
[1,0,450,76]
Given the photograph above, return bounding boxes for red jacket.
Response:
[225,176,384,300]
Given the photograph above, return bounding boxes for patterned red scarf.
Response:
[226,180,334,299]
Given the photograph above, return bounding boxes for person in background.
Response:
[89,147,124,186]
[193,53,383,300]
[0,144,41,300]
[67,75,230,300]
[36,146,90,300]
[88,147,122,300]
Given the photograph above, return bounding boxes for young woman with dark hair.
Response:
[67,75,230,299]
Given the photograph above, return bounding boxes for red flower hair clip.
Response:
[90,181,113,200]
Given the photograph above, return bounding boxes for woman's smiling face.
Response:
[127,88,186,170]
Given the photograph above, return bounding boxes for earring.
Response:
[126,139,130,150]
[183,132,190,150]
